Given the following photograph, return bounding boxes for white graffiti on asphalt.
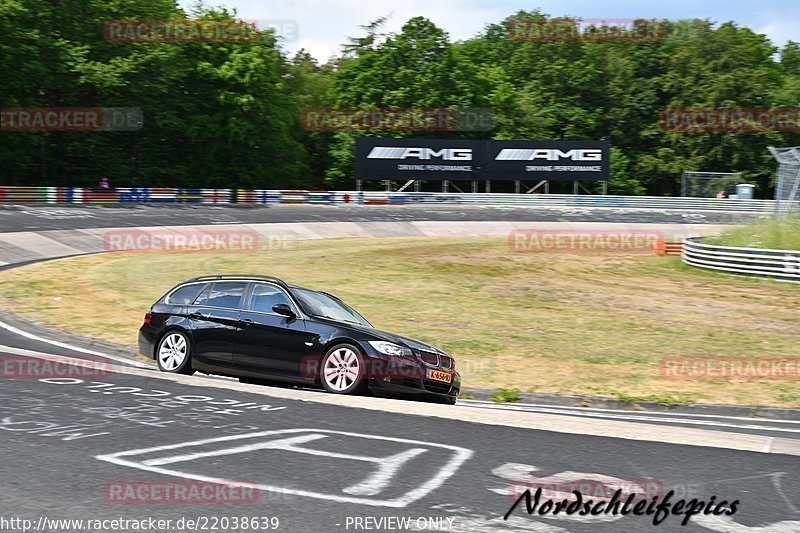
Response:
[693,514,800,532]
[0,416,110,440]
[38,378,286,413]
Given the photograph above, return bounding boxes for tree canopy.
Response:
[1,2,798,196]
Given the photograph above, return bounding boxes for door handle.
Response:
[189,312,206,319]
[240,318,254,324]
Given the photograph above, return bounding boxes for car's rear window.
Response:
[165,283,206,305]
[194,282,246,309]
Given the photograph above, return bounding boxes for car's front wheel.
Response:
[444,390,458,405]
[320,343,367,395]
[156,331,194,375]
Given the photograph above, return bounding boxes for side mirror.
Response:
[273,303,296,319]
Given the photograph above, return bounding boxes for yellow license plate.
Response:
[427,369,452,383]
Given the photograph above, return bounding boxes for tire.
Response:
[431,390,458,405]
[156,330,194,375]
[320,343,367,395]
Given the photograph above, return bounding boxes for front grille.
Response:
[419,350,439,366]
[423,380,451,395]
[419,350,454,371]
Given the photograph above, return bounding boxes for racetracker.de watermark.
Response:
[103,229,290,253]
[660,108,800,133]
[104,19,298,43]
[1,108,142,132]
[103,480,259,504]
[508,17,666,42]
[509,229,663,253]
[0,355,111,379]
[300,108,494,132]
[298,356,486,383]
[660,357,800,380]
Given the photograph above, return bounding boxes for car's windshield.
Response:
[291,288,372,327]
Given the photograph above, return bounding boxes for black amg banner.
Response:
[487,140,609,180]
[355,138,485,181]
[355,138,610,181]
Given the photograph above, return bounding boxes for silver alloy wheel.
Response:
[158,332,187,371]
[322,347,360,392]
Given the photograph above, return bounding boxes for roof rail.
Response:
[188,274,289,289]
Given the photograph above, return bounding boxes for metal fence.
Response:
[682,237,800,283]
[769,146,800,217]
[0,186,792,214]
[680,171,742,198]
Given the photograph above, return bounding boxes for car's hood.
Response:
[338,322,445,354]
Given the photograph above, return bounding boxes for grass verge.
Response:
[0,236,798,407]
[704,217,800,250]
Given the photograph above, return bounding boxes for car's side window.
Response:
[249,283,292,314]
[166,283,206,305]
[194,282,246,309]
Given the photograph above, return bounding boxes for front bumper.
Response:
[367,374,461,399]
[360,351,461,399]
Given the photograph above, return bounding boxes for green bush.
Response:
[491,388,521,404]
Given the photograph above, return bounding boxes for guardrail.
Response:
[355,192,779,212]
[682,237,800,283]
[0,186,793,213]
[240,190,782,211]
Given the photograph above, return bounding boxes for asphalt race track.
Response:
[0,333,798,533]
[0,205,797,533]
[0,203,766,233]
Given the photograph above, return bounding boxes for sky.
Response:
[181,0,799,61]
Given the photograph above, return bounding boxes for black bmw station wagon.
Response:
[139,275,460,404]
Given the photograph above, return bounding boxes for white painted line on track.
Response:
[459,401,800,434]
[0,344,151,370]
[96,429,473,508]
[461,399,800,425]
[0,319,153,369]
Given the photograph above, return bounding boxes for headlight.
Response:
[368,341,412,357]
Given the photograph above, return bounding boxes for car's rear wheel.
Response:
[320,343,367,395]
[156,331,194,375]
